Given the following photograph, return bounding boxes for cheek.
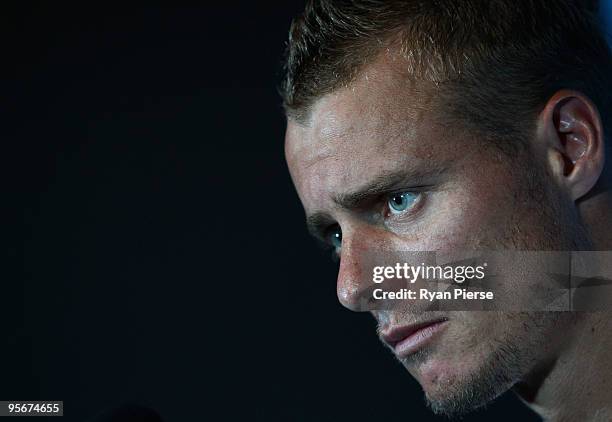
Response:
[404,173,520,252]
[413,313,515,385]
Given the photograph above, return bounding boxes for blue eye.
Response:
[329,227,342,248]
[388,192,419,214]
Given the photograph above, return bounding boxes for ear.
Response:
[538,90,605,201]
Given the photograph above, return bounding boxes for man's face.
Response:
[285,55,580,415]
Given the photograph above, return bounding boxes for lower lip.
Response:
[394,320,448,358]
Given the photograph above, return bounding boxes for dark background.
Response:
[12,2,607,421]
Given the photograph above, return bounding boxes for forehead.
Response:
[287,53,433,159]
[285,54,450,211]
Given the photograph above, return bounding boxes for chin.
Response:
[420,362,509,416]
[407,343,522,417]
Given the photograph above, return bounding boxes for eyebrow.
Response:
[333,166,445,209]
[306,213,336,242]
[305,165,447,240]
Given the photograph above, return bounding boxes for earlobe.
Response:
[542,90,605,201]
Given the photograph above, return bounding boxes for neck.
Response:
[515,185,612,421]
[515,313,612,421]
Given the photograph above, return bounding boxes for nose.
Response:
[336,230,377,312]
[336,228,434,313]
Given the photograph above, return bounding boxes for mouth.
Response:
[380,318,449,359]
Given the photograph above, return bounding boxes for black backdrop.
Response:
[8,3,540,421]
